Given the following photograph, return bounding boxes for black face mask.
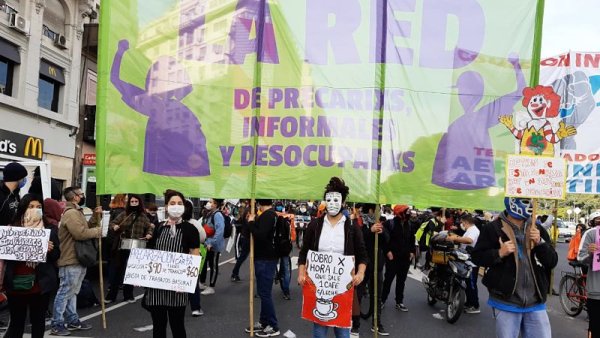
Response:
[78,196,86,206]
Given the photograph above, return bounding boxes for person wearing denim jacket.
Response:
[199,198,225,295]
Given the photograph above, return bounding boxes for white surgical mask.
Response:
[300,207,306,213]
[325,192,342,216]
[204,202,213,210]
[167,205,185,218]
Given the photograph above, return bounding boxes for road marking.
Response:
[133,324,154,332]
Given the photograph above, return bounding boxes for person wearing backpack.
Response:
[199,198,225,295]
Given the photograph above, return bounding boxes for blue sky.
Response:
[542,0,600,57]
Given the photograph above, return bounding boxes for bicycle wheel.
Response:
[559,274,585,317]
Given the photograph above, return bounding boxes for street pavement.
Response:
[17,242,589,337]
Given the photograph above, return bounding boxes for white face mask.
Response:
[26,208,43,222]
[300,207,306,213]
[325,192,342,216]
[204,202,213,210]
[167,205,185,218]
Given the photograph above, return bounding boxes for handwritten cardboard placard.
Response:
[0,226,51,262]
[505,155,567,200]
[124,248,202,293]
[302,250,354,328]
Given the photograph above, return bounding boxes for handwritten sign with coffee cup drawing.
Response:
[124,248,202,293]
[302,250,354,328]
[0,226,51,262]
[505,155,567,200]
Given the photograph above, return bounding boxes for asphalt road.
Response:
[13,242,589,337]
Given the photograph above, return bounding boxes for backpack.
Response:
[211,211,233,239]
[273,215,292,257]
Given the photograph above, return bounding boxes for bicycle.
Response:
[559,260,588,317]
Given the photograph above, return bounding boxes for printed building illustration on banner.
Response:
[541,52,600,194]
[302,251,354,328]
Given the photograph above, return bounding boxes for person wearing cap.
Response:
[577,211,600,338]
[471,197,557,338]
[0,162,28,225]
[381,205,415,313]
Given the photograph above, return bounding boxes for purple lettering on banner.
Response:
[252,87,261,108]
[432,55,526,189]
[268,145,283,166]
[318,146,335,167]
[111,39,210,177]
[235,89,250,109]
[269,88,283,109]
[346,89,363,110]
[317,116,334,137]
[229,0,279,64]
[315,88,329,108]
[285,146,302,166]
[402,151,415,172]
[305,0,361,64]
[420,0,484,69]
[285,88,300,109]
[303,145,318,167]
[330,90,346,109]
[220,146,235,166]
[255,145,269,165]
[266,117,280,137]
[371,0,415,65]
[299,116,315,137]
[241,145,254,166]
[280,117,298,137]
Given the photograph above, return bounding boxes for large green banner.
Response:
[97,0,539,209]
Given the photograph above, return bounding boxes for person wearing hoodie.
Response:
[471,197,557,338]
[199,198,225,295]
[0,162,28,226]
[43,198,64,230]
[577,211,600,338]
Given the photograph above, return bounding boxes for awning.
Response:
[39,59,65,84]
[0,38,21,64]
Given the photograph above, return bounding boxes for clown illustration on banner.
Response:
[302,250,354,328]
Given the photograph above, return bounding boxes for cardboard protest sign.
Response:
[124,248,202,293]
[505,155,567,200]
[0,226,51,262]
[302,250,354,328]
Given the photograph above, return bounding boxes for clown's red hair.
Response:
[522,85,560,118]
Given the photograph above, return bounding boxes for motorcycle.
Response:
[422,233,475,324]
[294,214,311,248]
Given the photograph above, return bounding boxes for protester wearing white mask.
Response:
[199,198,226,295]
[145,189,200,338]
[298,177,368,338]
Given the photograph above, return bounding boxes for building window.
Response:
[0,57,14,96]
[42,25,59,41]
[38,75,60,112]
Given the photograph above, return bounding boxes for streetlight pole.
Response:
[567,209,572,222]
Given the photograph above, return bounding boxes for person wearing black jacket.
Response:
[0,162,28,226]
[245,199,280,338]
[381,205,415,312]
[298,177,369,338]
[471,197,557,338]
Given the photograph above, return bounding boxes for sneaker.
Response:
[245,322,265,333]
[371,325,390,336]
[125,298,136,304]
[199,283,208,290]
[231,276,241,282]
[103,298,114,304]
[256,325,280,337]
[282,293,291,300]
[201,287,215,295]
[395,303,408,312]
[350,327,360,336]
[50,326,71,336]
[67,321,92,331]
[192,309,204,317]
[464,306,481,314]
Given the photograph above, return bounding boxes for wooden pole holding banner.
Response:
[373,205,381,338]
[96,197,107,329]
[530,199,538,252]
[249,198,256,337]
[549,200,559,295]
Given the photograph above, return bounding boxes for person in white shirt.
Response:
[448,214,480,314]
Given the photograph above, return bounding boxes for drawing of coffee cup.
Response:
[315,298,338,316]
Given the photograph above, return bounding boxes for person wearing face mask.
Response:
[3,194,60,338]
[145,190,200,338]
[298,177,368,338]
[51,187,102,336]
[231,200,250,282]
[199,198,225,295]
[104,194,153,304]
[447,214,480,314]
[471,197,557,338]
[577,211,600,338]
[0,162,28,226]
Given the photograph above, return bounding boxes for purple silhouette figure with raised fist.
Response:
[111,39,210,177]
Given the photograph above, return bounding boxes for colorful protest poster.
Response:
[301,250,354,328]
[124,248,202,293]
[505,155,567,200]
[0,226,51,262]
[540,52,600,194]
[97,0,540,209]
